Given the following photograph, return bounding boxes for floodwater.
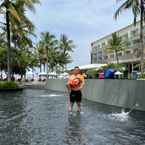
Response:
[0,89,145,145]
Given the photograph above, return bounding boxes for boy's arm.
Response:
[66,83,71,93]
[79,80,85,90]
[76,77,85,90]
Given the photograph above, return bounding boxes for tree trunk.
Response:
[6,5,11,81]
[0,67,2,79]
[40,61,42,73]
[140,0,144,76]
[115,50,119,64]
[46,48,49,83]
[43,63,45,72]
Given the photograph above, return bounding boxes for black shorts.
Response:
[70,90,82,103]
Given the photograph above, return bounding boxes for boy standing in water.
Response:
[66,66,85,112]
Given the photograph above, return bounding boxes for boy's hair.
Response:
[74,66,79,69]
[74,66,82,74]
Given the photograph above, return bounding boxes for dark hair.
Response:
[74,66,79,69]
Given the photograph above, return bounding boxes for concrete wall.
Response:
[46,79,67,92]
[46,79,145,111]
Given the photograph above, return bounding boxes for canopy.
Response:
[39,72,47,76]
[26,71,34,75]
[115,71,123,75]
[68,64,107,71]
[104,68,115,79]
[48,72,57,76]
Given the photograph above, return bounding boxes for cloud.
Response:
[27,0,134,67]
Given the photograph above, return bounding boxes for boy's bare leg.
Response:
[76,102,81,112]
[68,102,74,112]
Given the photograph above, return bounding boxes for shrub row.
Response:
[0,81,19,89]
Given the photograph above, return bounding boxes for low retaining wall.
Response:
[46,79,145,111]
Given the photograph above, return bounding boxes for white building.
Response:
[91,21,145,71]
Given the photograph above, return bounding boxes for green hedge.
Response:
[0,81,19,89]
[86,69,99,78]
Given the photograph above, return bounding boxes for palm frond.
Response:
[8,3,21,22]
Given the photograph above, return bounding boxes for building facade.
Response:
[91,21,145,71]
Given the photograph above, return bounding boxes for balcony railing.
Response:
[107,53,145,63]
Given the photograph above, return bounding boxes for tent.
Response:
[115,71,123,75]
[68,64,107,71]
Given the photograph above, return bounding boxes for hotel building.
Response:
[91,21,145,71]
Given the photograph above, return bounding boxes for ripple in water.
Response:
[40,94,63,98]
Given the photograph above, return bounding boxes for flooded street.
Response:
[0,89,145,145]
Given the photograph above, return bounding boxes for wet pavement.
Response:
[0,89,145,145]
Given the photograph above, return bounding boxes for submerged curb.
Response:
[0,88,23,92]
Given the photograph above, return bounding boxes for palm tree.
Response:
[115,0,145,75]
[106,33,125,64]
[59,34,75,70]
[60,34,74,54]
[36,42,46,73]
[0,0,39,81]
[39,32,58,80]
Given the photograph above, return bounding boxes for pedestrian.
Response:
[66,66,85,113]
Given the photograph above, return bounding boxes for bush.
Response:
[86,69,99,78]
[139,73,145,79]
[0,81,19,89]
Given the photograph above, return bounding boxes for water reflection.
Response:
[0,89,145,145]
[64,113,88,145]
[0,92,31,145]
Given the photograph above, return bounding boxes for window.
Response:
[121,33,128,41]
[131,29,139,37]
[118,52,122,57]
[133,39,140,45]
[143,26,145,33]
[110,54,114,58]
[104,55,108,59]
[126,50,131,54]
[98,45,100,49]
[94,46,97,51]
[102,42,106,48]
[98,51,102,54]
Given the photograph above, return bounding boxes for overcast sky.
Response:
[28,0,133,68]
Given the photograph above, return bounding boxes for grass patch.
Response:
[0,81,19,89]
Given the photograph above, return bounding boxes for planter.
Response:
[0,87,23,92]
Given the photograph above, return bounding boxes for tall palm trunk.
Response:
[40,62,42,73]
[46,48,49,82]
[0,67,2,79]
[115,50,119,64]
[6,6,11,81]
[140,0,144,76]
[43,63,45,72]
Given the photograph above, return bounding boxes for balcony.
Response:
[107,53,145,63]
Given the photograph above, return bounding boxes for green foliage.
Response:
[0,0,40,80]
[86,69,99,78]
[139,73,145,79]
[36,32,75,72]
[103,63,125,72]
[114,0,140,24]
[0,46,38,75]
[0,81,19,89]
[106,32,127,64]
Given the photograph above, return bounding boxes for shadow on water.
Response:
[64,113,88,145]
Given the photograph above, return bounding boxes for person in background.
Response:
[66,66,85,112]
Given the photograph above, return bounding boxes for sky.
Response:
[27,0,133,68]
